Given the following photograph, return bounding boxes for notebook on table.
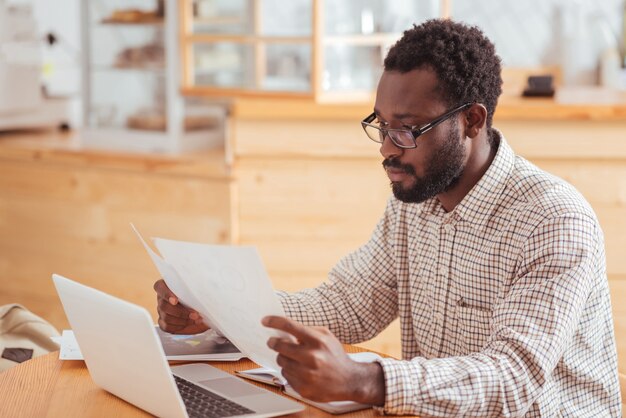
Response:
[52,274,304,418]
[235,351,382,414]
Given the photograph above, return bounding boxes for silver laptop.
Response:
[52,274,304,418]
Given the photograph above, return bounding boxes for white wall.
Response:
[452,0,624,68]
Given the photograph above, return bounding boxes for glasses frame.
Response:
[361,102,473,149]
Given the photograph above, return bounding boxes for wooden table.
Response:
[0,346,393,418]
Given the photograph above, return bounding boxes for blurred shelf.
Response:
[193,16,244,25]
[185,34,312,44]
[323,33,402,46]
[193,67,245,76]
[100,9,163,25]
[82,1,226,154]
[92,65,166,74]
[100,18,163,26]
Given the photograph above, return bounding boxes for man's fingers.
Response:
[159,313,190,327]
[275,352,301,370]
[158,318,185,333]
[157,297,203,323]
[267,337,315,365]
[158,317,209,335]
[153,279,178,305]
[262,316,319,345]
[157,297,194,320]
[154,278,209,335]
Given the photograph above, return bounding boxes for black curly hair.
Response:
[384,19,502,145]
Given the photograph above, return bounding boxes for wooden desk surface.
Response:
[0,346,402,418]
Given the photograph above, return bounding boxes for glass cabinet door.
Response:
[320,0,441,100]
[185,0,312,97]
[180,0,446,101]
[193,43,255,89]
[193,0,253,35]
[262,43,311,92]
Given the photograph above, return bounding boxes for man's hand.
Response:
[262,316,385,406]
[153,279,208,334]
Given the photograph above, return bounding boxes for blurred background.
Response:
[1,0,626,364]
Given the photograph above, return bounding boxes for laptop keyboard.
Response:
[174,375,255,418]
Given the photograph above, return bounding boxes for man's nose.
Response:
[379,134,402,160]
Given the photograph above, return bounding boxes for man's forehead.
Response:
[374,68,444,118]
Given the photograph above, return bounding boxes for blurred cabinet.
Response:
[179,0,447,102]
[81,0,225,153]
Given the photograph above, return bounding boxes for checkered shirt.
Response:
[277,133,621,417]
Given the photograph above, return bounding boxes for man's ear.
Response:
[464,104,487,139]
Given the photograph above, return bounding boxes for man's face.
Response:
[374,68,467,204]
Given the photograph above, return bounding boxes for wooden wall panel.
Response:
[502,120,626,160]
[232,119,374,158]
[0,158,232,331]
[237,156,388,279]
[530,161,626,206]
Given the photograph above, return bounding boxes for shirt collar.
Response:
[420,129,515,227]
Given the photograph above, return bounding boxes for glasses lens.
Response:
[364,124,384,143]
[388,130,415,148]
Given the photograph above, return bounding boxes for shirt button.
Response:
[434,312,444,322]
[438,265,447,275]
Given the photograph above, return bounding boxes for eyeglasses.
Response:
[361,102,473,149]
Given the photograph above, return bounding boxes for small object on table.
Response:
[2,348,33,364]
[114,42,165,70]
[102,9,162,24]
[127,108,221,132]
[522,75,555,97]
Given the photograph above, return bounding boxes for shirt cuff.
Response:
[375,357,421,415]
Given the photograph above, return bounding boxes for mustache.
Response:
[382,158,416,176]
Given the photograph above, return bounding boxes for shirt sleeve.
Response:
[277,197,399,344]
[375,213,603,416]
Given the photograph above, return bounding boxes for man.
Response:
[154,20,621,416]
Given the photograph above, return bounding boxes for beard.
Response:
[382,122,466,204]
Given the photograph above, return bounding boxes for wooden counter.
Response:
[0,130,230,178]
[229,87,626,122]
[0,130,233,331]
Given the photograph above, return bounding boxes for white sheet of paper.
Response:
[131,224,223,335]
[58,329,83,360]
[153,237,286,372]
